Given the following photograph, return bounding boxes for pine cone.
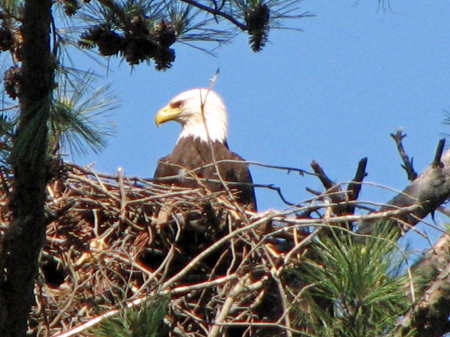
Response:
[123,36,155,65]
[80,26,124,56]
[129,16,149,36]
[244,4,270,52]
[4,66,22,100]
[153,20,176,48]
[154,47,175,71]
[0,27,14,52]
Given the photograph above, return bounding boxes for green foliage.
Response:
[0,69,118,165]
[287,226,415,337]
[0,0,121,162]
[92,296,170,337]
[50,72,119,155]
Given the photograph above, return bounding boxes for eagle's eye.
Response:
[170,100,184,109]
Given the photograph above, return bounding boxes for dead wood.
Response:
[390,128,419,181]
[391,233,450,337]
[358,140,450,235]
[309,158,368,224]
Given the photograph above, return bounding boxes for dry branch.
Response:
[391,128,418,181]
[358,143,450,235]
[310,158,368,218]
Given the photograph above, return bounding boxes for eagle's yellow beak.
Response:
[155,105,182,127]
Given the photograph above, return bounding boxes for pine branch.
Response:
[181,0,248,30]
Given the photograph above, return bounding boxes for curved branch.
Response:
[180,0,248,30]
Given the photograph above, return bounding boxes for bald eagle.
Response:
[154,88,257,211]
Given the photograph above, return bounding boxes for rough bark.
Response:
[0,0,53,335]
[392,233,450,337]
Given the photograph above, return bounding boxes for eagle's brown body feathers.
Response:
[154,88,257,211]
[154,137,256,210]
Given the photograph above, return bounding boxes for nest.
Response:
[0,162,405,336]
[3,163,294,336]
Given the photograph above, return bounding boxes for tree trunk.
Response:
[0,0,53,335]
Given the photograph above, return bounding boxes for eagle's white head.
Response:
[155,88,228,143]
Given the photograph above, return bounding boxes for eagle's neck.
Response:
[178,107,228,144]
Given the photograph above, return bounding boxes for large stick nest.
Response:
[0,162,414,336]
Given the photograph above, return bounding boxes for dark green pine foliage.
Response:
[92,296,170,337]
[286,226,421,337]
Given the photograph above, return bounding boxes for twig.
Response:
[283,227,321,265]
[271,268,293,337]
[160,215,276,290]
[209,273,251,337]
[310,160,349,218]
[117,167,127,222]
[437,206,450,217]
[310,160,336,190]
[188,159,313,177]
[432,138,446,167]
[180,0,248,30]
[390,128,418,181]
[199,79,252,221]
[67,173,122,204]
[347,157,368,204]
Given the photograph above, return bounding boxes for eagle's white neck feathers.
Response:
[170,89,228,143]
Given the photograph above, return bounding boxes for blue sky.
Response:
[74,1,450,247]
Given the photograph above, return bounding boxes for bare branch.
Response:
[390,128,418,181]
[310,160,336,191]
[432,138,445,167]
[347,157,368,203]
[359,146,450,236]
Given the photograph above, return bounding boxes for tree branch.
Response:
[347,157,368,202]
[390,128,418,181]
[180,0,248,30]
[359,141,450,235]
[392,233,450,337]
[310,158,368,217]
